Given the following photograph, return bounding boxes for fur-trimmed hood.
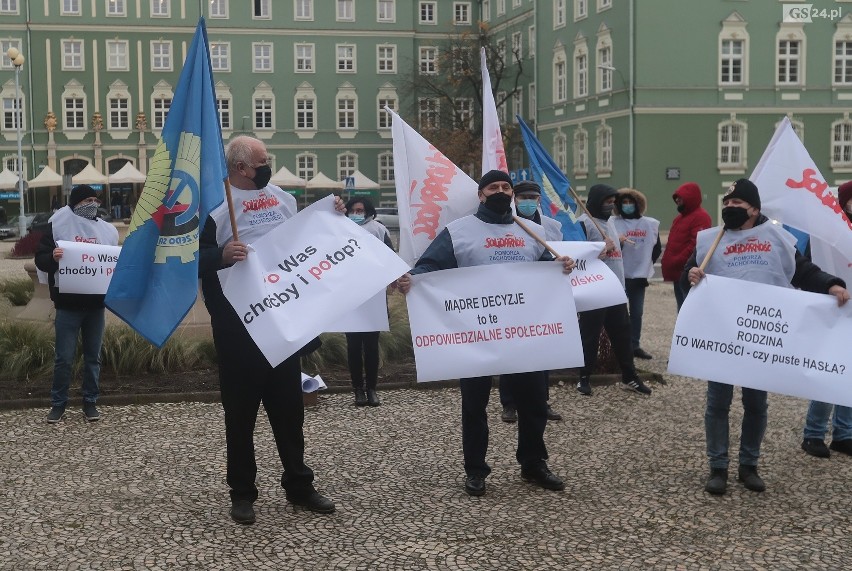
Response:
[616,187,648,216]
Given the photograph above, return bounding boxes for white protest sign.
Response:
[406,262,584,382]
[218,195,410,367]
[55,240,121,294]
[547,241,627,311]
[669,274,852,406]
[325,291,390,333]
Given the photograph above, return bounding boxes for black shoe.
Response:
[576,376,592,396]
[802,438,831,458]
[704,468,728,495]
[46,406,65,424]
[621,376,652,395]
[737,465,766,492]
[501,406,517,423]
[521,466,565,491]
[633,347,653,360]
[353,389,368,406]
[829,439,852,456]
[83,402,100,422]
[230,500,256,525]
[287,491,336,514]
[366,389,381,407]
[546,406,562,421]
[464,475,486,496]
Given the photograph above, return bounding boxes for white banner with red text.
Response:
[219,195,410,367]
[668,274,852,406]
[406,262,584,382]
[55,240,121,294]
[547,241,627,311]
[324,291,390,333]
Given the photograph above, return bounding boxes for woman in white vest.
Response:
[612,188,661,360]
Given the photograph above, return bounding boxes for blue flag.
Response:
[517,116,585,241]
[105,18,226,347]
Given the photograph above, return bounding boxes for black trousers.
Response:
[500,371,550,407]
[578,303,636,379]
[460,372,549,477]
[345,331,380,389]
[216,329,315,504]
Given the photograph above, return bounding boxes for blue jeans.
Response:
[705,382,768,469]
[51,307,106,407]
[803,401,852,441]
[624,278,646,350]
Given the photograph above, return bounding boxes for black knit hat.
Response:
[69,184,99,207]
[478,169,513,190]
[513,181,541,195]
[723,178,760,209]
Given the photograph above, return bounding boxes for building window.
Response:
[109,97,129,129]
[106,40,129,71]
[210,43,230,72]
[0,39,22,70]
[106,0,126,16]
[454,2,471,25]
[496,39,506,64]
[152,97,171,129]
[575,49,588,98]
[835,41,852,86]
[209,0,227,18]
[420,47,438,75]
[296,97,315,129]
[0,0,17,13]
[151,0,170,17]
[596,124,612,174]
[598,0,611,10]
[62,39,84,70]
[64,97,85,130]
[554,0,566,28]
[254,0,270,18]
[513,0,521,7]
[377,45,396,73]
[297,154,316,181]
[337,45,356,73]
[62,0,81,15]
[420,1,436,24]
[295,44,315,72]
[553,53,567,103]
[720,39,744,85]
[378,96,397,129]
[528,83,536,118]
[1,92,24,133]
[718,118,746,172]
[216,96,231,130]
[554,133,567,172]
[574,0,586,20]
[419,98,439,130]
[338,153,357,181]
[151,41,172,71]
[482,0,490,22]
[512,32,522,61]
[337,97,356,129]
[496,0,505,16]
[777,39,801,85]
[528,26,536,59]
[511,91,522,123]
[573,128,588,176]
[454,98,474,129]
[596,27,612,94]
[831,118,852,169]
[253,43,273,72]
[378,0,395,22]
[254,97,273,130]
[378,152,394,183]
[337,0,354,21]
[295,0,313,20]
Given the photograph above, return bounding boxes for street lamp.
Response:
[6,47,26,237]
[598,63,634,188]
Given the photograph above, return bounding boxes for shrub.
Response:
[0,320,54,381]
[0,277,34,306]
[10,231,42,258]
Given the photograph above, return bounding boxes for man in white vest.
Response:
[35,184,119,424]
[685,178,849,496]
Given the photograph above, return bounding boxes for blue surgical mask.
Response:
[516,199,538,217]
[621,204,636,215]
[348,214,366,225]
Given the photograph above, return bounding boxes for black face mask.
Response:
[600,204,615,218]
[676,204,686,213]
[721,206,751,229]
[250,164,272,189]
[483,192,512,213]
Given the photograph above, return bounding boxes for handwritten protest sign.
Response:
[547,241,627,311]
[55,240,121,294]
[219,195,410,367]
[406,262,584,382]
[669,274,852,406]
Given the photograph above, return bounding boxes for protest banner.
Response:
[406,262,584,382]
[480,47,508,175]
[55,240,121,294]
[669,274,852,406]
[325,291,390,333]
[547,241,627,311]
[218,195,410,367]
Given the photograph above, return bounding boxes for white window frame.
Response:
[482,0,490,22]
[0,39,22,71]
[418,97,439,130]
[554,133,568,173]
[528,26,536,59]
[209,0,227,18]
[108,96,130,130]
[497,0,505,16]
[496,90,506,124]
[718,117,747,173]
[295,83,317,133]
[62,39,84,71]
[150,41,172,71]
[378,152,394,183]
[210,42,231,72]
[553,49,567,103]
[719,14,749,87]
[337,44,357,73]
[297,153,316,181]
[61,0,81,16]
[596,28,612,94]
[573,128,588,178]
[295,43,315,73]
[776,35,803,86]
[834,39,852,87]
[420,47,438,75]
[1,84,25,136]
[455,97,474,129]
[336,87,358,131]
[454,2,471,25]
[151,0,170,17]
[831,116,852,170]
[0,0,18,13]
[253,89,274,131]
[215,86,232,132]
[337,153,357,182]
[150,81,173,131]
[337,0,354,21]
[528,83,536,118]
[106,0,126,16]
[511,90,522,123]
[596,123,612,175]
[554,0,566,29]
[253,43,273,73]
[512,32,523,62]
[295,0,313,21]
[597,0,611,11]
[377,0,395,22]
[106,40,129,72]
[63,96,86,131]
[377,86,398,130]
[574,40,588,98]
[377,45,396,73]
[420,1,437,25]
[253,0,270,19]
[574,0,587,21]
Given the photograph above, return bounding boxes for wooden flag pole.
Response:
[698,226,726,271]
[566,184,608,241]
[512,215,562,258]
[224,178,239,242]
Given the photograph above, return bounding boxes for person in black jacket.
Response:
[34,185,119,423]
[682,179,849,496]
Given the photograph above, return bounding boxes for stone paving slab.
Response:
[2,263,851,569]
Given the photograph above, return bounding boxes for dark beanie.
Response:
[513,181,541,195]
[722,178,760,209]
[69,184,98,207]
[838,180,852,211]
[478,169,513,190]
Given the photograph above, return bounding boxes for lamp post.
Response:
[598,64,634,188]
[6,47,26,237]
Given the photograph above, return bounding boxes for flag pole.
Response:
[566,183,609,240]
[698,226,726,271]
[224,178,239,241]
[512,215,562,258]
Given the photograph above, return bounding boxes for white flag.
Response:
[751,117,852,284]
[389,108,480,267]
[481,47,509,176]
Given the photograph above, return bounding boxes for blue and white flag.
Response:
[105,18,227,346]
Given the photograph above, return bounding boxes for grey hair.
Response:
[225,136,257,172]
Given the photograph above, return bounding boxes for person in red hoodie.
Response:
[660,182,711,309]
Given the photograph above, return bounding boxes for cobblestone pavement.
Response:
[2,248,851,568]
